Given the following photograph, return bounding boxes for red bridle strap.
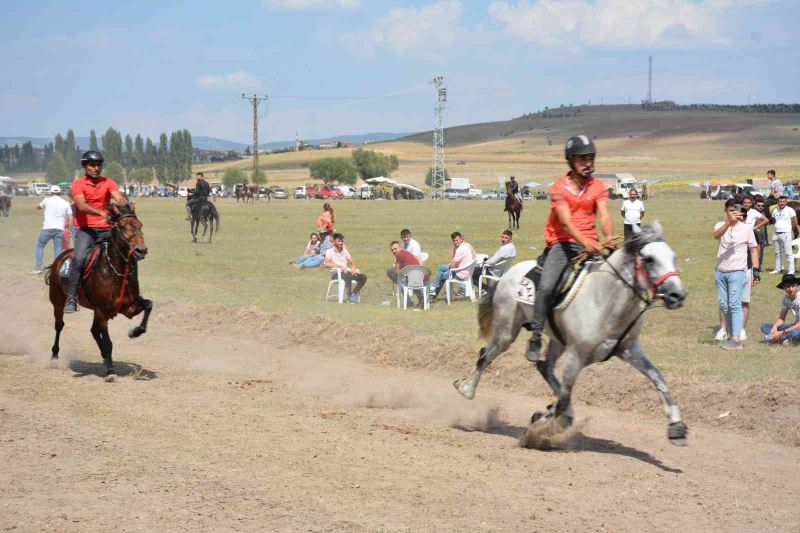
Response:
[635,256,680,300]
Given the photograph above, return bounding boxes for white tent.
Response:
[365,176,399,186]
[396,183,423,193]
[0,176,12,182]
[525,181,542,188]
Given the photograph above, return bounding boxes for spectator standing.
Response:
[317,203,335,235]
[290,233,321,268]
[620,188,645,241]
[430,232,477,300]
[32,186,73,274]
[769,170,784,198]
[761,274,800,345]
[713,198,761,350]
[400,229,422,259]
[473,230,516,287]
[750,195,770,269]
[770,196,797,275]
[324,232,367,304]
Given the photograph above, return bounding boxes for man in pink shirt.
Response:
[430,231,477,300]
[714,198,760,350]
[323,232,367,304]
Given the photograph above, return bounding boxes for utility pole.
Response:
[431,76,446,199]
[242,93,268,180]
[647,56,653,107]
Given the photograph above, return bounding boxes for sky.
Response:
[1,0,797,144]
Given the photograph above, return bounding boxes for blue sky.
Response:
[1,0,797,144]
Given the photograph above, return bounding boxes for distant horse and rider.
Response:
[505,177,522,230]
[188,192,220,243]
[235,184,256,203]
[46,202,153,382]
[0,194,11,218]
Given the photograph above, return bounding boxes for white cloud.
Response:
[340,0,465,59]
[263,0,360,10]
[487,0,745,49]
[195,71,262,90]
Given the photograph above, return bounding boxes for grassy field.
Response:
[2,192,799,384]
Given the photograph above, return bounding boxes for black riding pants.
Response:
[67,227,110,297]
[529,242,584,335]
[186,197,207,216]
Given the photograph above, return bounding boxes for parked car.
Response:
[336,185,356,199]
[31,182,50,195]
[443,188,460,200]
[294,186,306,199]
[14,186,30,196]
[177,186,189,198]
[480,191,499,200]
[321,184,343,199]
[356,185,374,199]
[271,187,288,199]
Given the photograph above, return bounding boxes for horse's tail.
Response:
[44,264,53,286]
[477,282,497,340]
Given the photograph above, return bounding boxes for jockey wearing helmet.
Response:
[64,150,128,313]
[524,135,613,361]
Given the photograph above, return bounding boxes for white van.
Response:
[178,186,189,198]
[356,185,374,200]
[336,185,356,199]
[32,182,50,195]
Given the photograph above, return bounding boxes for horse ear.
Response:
[650,220,664,238]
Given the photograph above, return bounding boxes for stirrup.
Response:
[524,334,543,363]
[64,297,79,314]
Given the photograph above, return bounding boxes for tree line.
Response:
[0,127,194,187]
[307,148,399,185]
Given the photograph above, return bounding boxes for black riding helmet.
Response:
[564,135,596,159]
[80,150,105,164]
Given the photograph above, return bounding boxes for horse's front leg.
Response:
[91,314,116,382]
[128,298,153,338]
[546,346,581,427]
[619,340,688,446]
[201,219,208,236]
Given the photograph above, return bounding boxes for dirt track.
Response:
[1,272,799,531]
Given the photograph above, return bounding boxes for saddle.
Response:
[58,243,103,281]
[514,249,601,308]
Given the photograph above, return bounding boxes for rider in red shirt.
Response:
[525,135,613,361]
[64,150,127,313]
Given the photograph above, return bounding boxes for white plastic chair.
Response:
[419,252,429,263]
[325,268,360,303]
[791,238,800,259]
[477,257,513,297]
[445,260,477,304]
[397,265,431,310]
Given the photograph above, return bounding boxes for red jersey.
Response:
[394,249,421,270]
[544,172,608,246]
[71,175,119,229]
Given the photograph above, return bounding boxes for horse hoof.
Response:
[531,411,545,424]
[104,373,118,383]
[128,327,142,338]
[453,379,475,400]
[668,422,689,446]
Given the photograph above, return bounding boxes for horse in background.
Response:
[504,181,522,230]
[235,185,254,204]
[190,200,220,243]
[0,195,10,218]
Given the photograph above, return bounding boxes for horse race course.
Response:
[1,193,799,531]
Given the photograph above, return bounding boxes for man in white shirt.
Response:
[770,196,797,275]
[768,169,783,198]
[33,185,73,274]
[621,188,645,241]
[431,231,477,300]
[472,229,516,287]
[400,228,422,258]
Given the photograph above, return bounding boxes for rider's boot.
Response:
[64,266,80,314]
[64,294,78,314]
[524,332,543,363]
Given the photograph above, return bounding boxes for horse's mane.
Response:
[623,221,665,255]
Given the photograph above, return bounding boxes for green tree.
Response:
[134,134,145,168]
[222,166,246,190]
[46,152,68,184]
[309,157,357,185]
[145,137,156,167]
[156,133,168,184]
[124,134,134,169]
[182,129,193,180]
[54,133,64,159]
[168,131,181,180]
[65,129,77,169]
[251,168,267,186]
[104,161,125,185]
[425,166,449,187]
[89,129,98,151]
[0,162,5,175]
[351,148,399,182]
[129,167,152,188]
[101,128,123,163]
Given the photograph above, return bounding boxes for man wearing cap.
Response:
[64,150,127,313]
[32,185,72,274]
[761,273,800,345]
[524,135,612,361]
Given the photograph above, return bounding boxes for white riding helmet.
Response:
[49,185,61,194]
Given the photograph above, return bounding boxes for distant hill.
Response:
[400,104,800,146]
[0,131,412,152]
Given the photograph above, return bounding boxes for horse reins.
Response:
[107,213,140,313]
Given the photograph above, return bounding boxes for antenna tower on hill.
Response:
[431,76,447,198]
[647,56,653,106]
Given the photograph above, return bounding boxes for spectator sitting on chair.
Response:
[761,273,800,345]
[400,228,422,259]
[290,232,321,269]
[324,232,367,304]
[430,231,476,300]
[386,240,421,285]
[472,229,516,287]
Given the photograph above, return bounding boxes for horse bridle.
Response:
[634,255,681,302]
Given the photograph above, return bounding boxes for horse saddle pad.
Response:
[515,257,602,309]
[58,244,103,280]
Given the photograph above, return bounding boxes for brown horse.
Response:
[504,181,522,230]
[0,195,10,218]
[46,203,152,381]
[235,185,254,204]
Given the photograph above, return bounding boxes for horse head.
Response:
[624,221,686,309]
[108,202,148,260]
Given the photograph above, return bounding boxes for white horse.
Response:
[453,222,690,445]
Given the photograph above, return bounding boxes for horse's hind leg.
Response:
[51,308,64,360]
[128,299,153,338]
[620,341,688,446]
[91,314,116,382]
[454,317,519,400]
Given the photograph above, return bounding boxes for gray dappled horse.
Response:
[454,222,690,446]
